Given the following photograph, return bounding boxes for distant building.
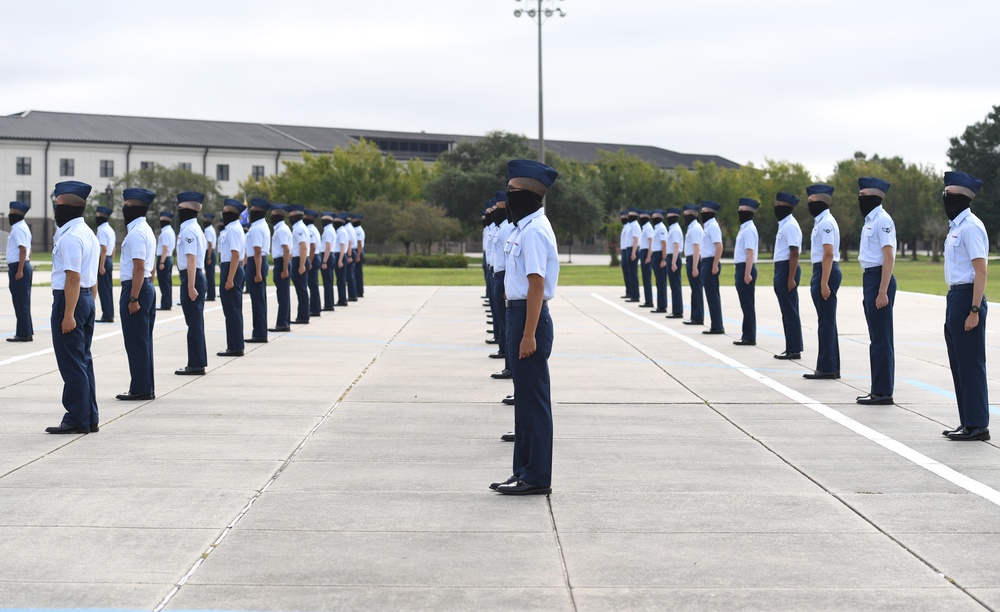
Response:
[0,110,739,250]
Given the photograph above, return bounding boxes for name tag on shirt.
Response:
[946,234,961,247]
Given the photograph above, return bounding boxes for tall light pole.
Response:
[513,0,565,165]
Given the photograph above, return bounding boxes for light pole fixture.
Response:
[513,0,566,166]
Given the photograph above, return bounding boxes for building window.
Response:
[15,191,31,207]
[59,158,75,177]
[177,162,192,172]
[99,160,114,177]
[252,165,265,180]
[140,161,154,170]
[216,164,230,181]
[16,157,31,175]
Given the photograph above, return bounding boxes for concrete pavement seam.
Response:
[152,288,438,612]
[546,496,578,612]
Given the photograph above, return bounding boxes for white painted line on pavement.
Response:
[592,293,1000,508]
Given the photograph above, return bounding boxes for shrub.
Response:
[366,254,469,268]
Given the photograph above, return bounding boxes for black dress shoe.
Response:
[489,351,505,359]
[621,295,630,299]
[491,369,512,379]
[336,302,349,307]
[639,303,654,308]
[268,327,291,332]
[666,313,684,319]
[682,320,703,325]
[774,352,801,360]
[322,307,335,312]
[502,395,515,406]
[490,475,518,490]
[733,340,756,346]
[627,298,639,302]
[217,350,244,357]
[485,338,499,345]
[91,424,100,433]
[348,298,358,302]
[245,338,268,344]
[856,393,894,405]
[6,336,32,342]
[175,367,206,376]
[651,309,667,313]
[703,329,725,335]
[45,423,90,434]
[500,431,515,441]
[496,480,551,495]
[310,312,322,317]
[803,371,840,380]
[116,392,155,401]
[206,298,216,302]
[948,426,990,441]
[97,318,115,323]
[156,307,172,311]
[292,319,310,325]
[942,425,966,437]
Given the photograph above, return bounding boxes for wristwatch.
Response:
[971,305,981,314]
[129,296,139,304]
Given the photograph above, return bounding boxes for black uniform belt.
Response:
[949,283,974,291]
[120,278,152,285]
[506,299,547,308]
[53,288,91,295]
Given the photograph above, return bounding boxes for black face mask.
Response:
[321,219,333,227]
[289,214,303,225]
[628,216,639,224]
[684,214,697,225]
[858,195,883,217]
[943,193,972,221]
[774,207,793,221]
[482,217,489,228]
[700,211,716,224]
[738,211,755,224]
[333,220,345,228]
[178,209,199,223]
[620,218,628,226]
[222,211,240,225]
[55,204,84,227]
[492,208,506,225]
[96,216,109,225]
[639,218,649,227]
[8,213,24,226]
[667,216,679,226]
[352,220,361,227]
[651,217,662,226]
[271,215,285,226]
[123,206,148,224]
[249,210,266,222]
[159,220,172,229]
[507,189,543,226]
[807,201,828,217]
[200,219,212,228]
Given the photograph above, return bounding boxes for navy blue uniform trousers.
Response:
[321,258,336,310]
[98,256,114,320]
[699,259,723,330]
[639,248,653,304]
[308,254,322,315]
[120,279,155,395]
[220,261,245,352]
[666,253,683,316]
[272,257,291,327]
[247,258,269,340]
[157,256,173,309]
[946,284,989,428]
[507,300,554,488]
[862,268,896,396]
[651,251,667,311]
[734,262,757,343]
[8,262,33,338]
[621,249,639,299]
[346,251,359,300]
[483,255,492,299]
[685,255,704,322]
[205,250,217,301]
[291,256,310,322]
[52,288,98,429]
[356,250,365,297]
[810,262,842,374]
[493,271,508,367]
[773,260,803,354]
[179,269,207,369]
[334,258,350,305]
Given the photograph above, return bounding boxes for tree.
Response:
[543,152,605,249]
[111,164,222,234]
[594,150,672,215]
[394,201,462,255]
[949,105,1000,249]
[354,197,397,256]
[425,131,533,231]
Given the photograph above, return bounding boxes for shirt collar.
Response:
[777,214,795,228]
[516,208,544,229]
[226,220,243,230]
[55,217,85,237]
[865,204,883,222]
[740,220,755,229]
[126,217,147,232]
[180,218,199,230]
[949,207,972,229]
[251,218,268,227]
[814,209,830,224]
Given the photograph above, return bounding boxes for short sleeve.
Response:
[788,224,802,248]
[62,235,85,273]
[877,218,896,249]
[177,232,196,257]
[746,230,758,252]
[820,222,836,246]
[522,228,551,278]
[965,224,989,260]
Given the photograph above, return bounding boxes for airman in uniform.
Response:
[174,192,208,375]
[699,201,725,334]
[217,199,247,357]
[268,204,293,332]
[202,212,217,302]
[773,193,803,359]
[116,188,157,401]
[287,205,311,324]
[246,198,272,342]
[733,198,759,346]
[681,204,704,326]
[94,205,116,323]
[804,184,842,380]
[856,177,896,405]
[6,200,33,342]
[156,210,175,310]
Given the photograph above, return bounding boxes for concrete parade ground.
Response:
[3,278,1000,611]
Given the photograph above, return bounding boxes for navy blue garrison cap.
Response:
[9,201,30,213]
[223,198,246,213]
[287,204,305,214]
[806,184,835,198]
[159,211,174,219]
[739,198,760,210]
[701,201,721,211]
[176,192,205,204]
[123,188,155,204]
[666,208,682,216]
[945,171,984,195]
[304,209,318,217]
[776,192,800,206]
[202,212,216,220]
[683,204,699,213]
[508,159,558,189]
[495,190,508,202]
[652,209,665,216]
[54,181,92,200]
[858,177,891,193]
[250,198,271,210]
[95,206,113,216]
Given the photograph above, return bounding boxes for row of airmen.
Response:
[5,182,369,434]
[617,172,990,441]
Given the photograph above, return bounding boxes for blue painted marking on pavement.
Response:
[903,378,1000,414]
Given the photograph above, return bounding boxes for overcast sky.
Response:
[3,0,998,178]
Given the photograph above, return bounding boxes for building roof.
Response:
[0,110,740,170]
